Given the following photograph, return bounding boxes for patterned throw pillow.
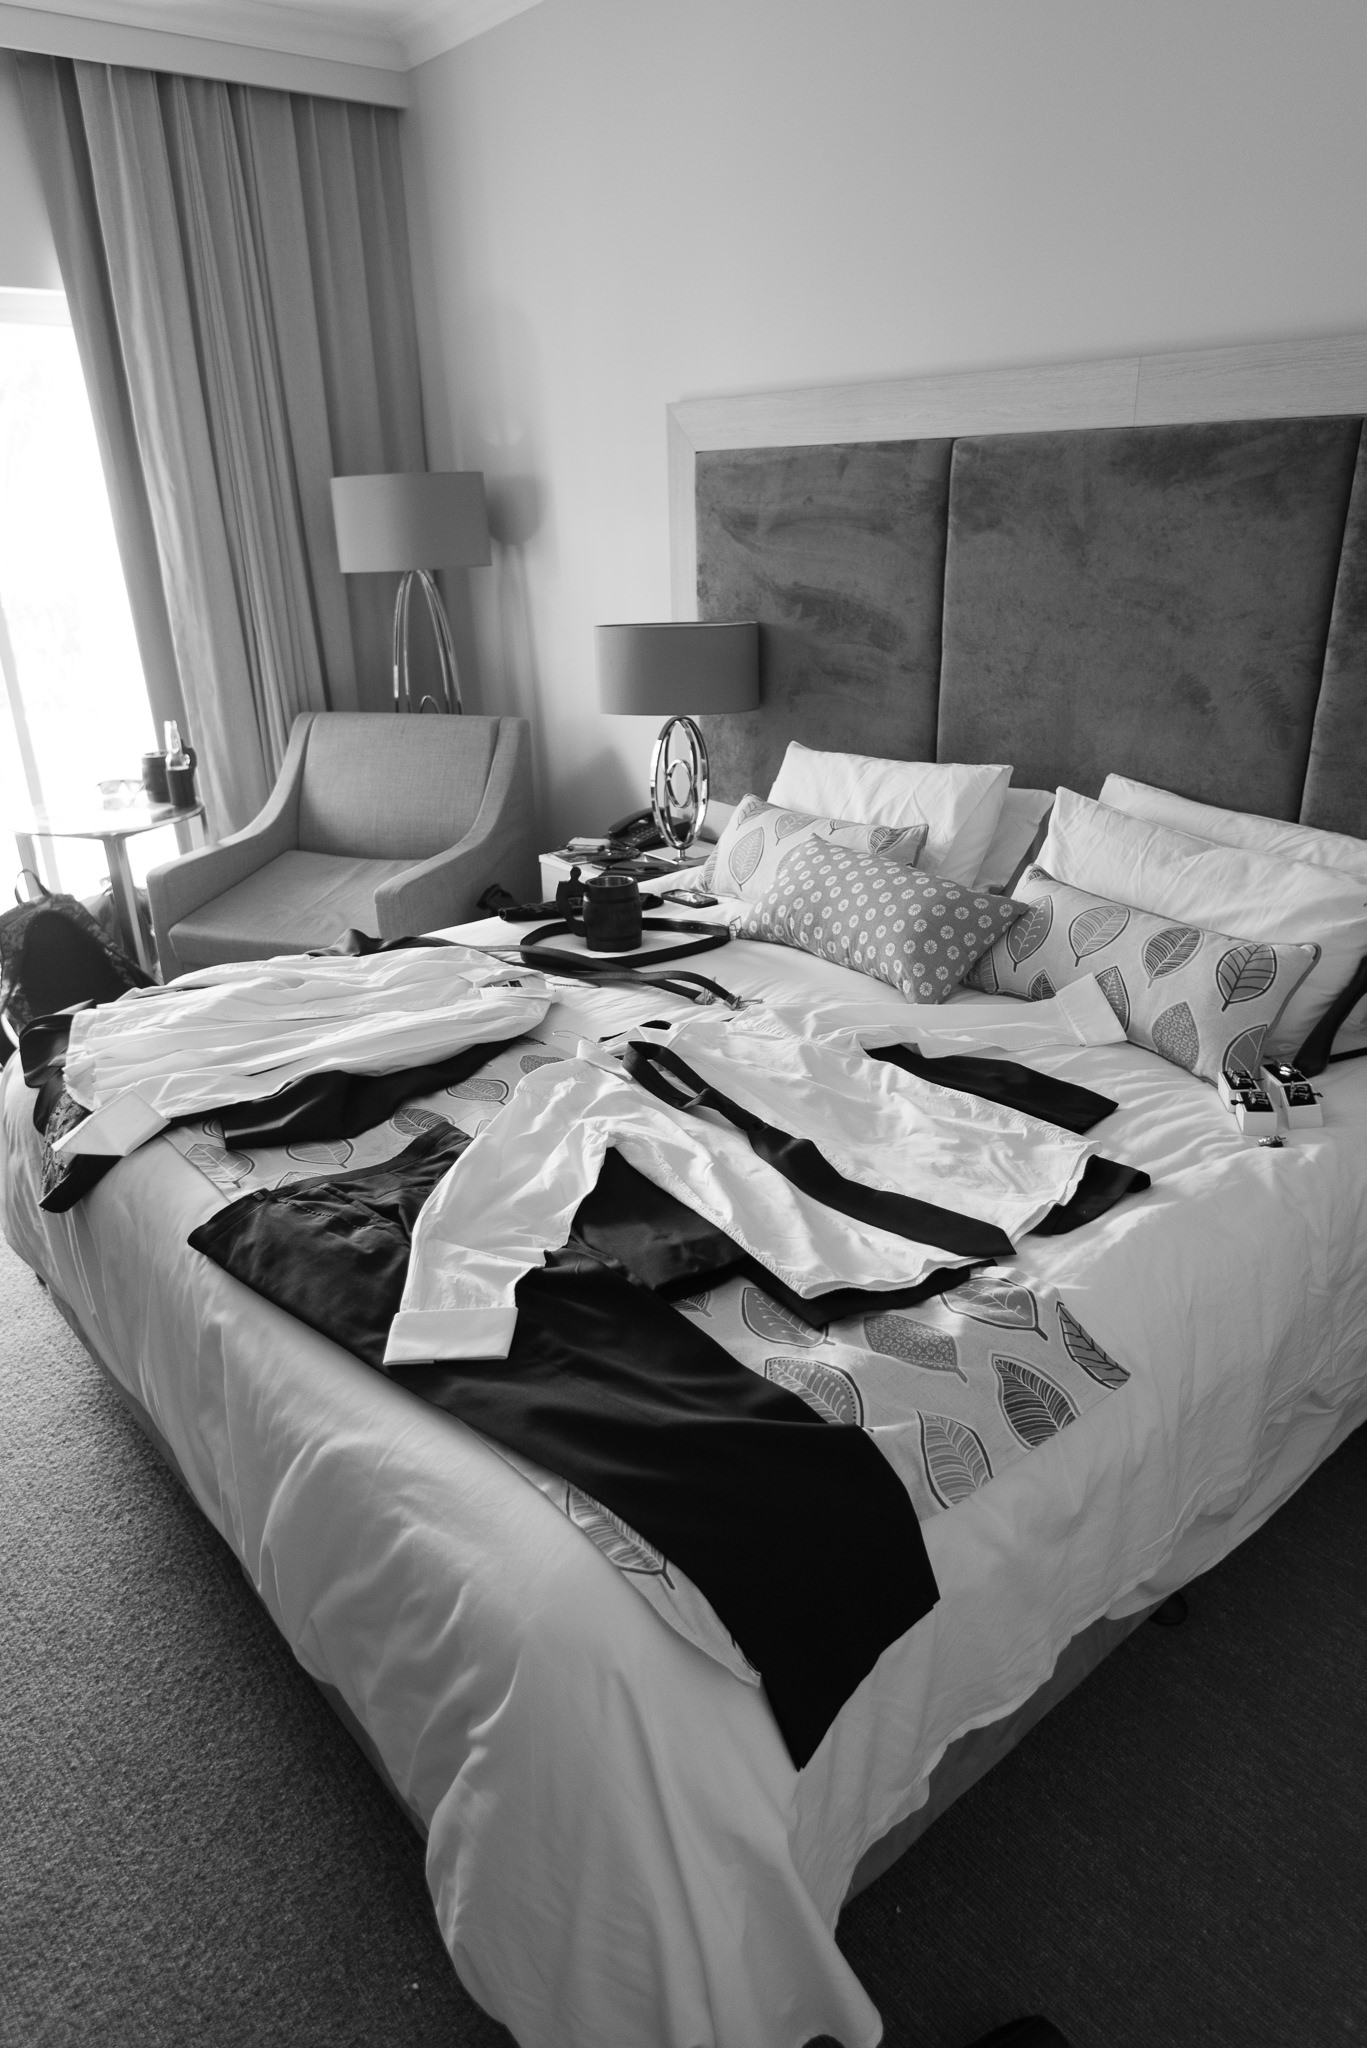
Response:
[734,840,1024,1001]
[965,867,1319,1083]
[700,792,927,901]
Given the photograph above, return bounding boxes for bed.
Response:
[4,332,1367,2048]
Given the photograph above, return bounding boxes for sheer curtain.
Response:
[18,58,428,833]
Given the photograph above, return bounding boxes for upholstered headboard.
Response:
[669,337,1367,840]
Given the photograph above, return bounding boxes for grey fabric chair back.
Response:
[296,714,502,860]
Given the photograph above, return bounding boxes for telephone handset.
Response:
[605,808,666,854]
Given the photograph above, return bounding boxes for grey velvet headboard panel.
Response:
[692,410,1367,841]
[937,417,1362,822]
[1304,433,1367,835]
[695,439,952,800]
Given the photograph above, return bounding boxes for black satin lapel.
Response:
[868,1042,1118,1134]
[1029,1156,1150,1235]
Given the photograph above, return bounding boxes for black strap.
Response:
[519,918,731,969]
[636,969,745,1010]
[473,942,744,1009]
[622,1038,1014,1262]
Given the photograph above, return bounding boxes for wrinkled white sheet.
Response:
[4,922,1366,2048]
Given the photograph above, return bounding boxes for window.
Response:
[0,288,163,899]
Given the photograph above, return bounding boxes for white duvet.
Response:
[3,920,1366,2048]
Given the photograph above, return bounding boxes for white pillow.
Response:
[767,742,1011,887]
[973,787,1055,893]
[1038,787,1367,1061]
[1099,774,1367,1058]
[1098,775,1367,880]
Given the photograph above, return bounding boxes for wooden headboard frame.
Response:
[668,333,1367,615]
[666,333,1367,837]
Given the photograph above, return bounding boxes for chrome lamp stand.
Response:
[393,569,462,715]
[650,714,709,855]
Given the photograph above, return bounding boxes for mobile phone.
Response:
[660,886,718,908]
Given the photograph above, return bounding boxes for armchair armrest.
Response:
[146,716,312,975]
[375,719,536,937]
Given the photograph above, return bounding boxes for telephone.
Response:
[605,808,666,854]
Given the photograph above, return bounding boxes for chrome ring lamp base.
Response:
[650,714,709,856]
[393,568,463,714]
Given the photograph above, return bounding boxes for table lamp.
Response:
[331,472,492,714]
[596,621,759,856]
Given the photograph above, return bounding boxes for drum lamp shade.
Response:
[596,622,759,715]
[331,472,492,573]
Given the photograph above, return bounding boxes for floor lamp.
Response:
[596,621,760,857]
[331,472,491,713]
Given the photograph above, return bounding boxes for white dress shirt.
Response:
[385,1007,1096,1365]
[57,949,553,1157]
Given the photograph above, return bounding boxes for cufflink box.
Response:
[1259,1061,1323,1128]
[1217,1065,1278,1137]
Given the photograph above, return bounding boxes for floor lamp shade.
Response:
[330,473,492,572]
[331,473,491,714]
[596,621,759,853]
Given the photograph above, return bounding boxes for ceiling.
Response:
[1,0,545,75]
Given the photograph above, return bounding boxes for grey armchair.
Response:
[147,712,535,978]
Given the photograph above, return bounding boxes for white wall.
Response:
[409,0,1367,842]
[0,53,61,290]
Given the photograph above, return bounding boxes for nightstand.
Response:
[537,844,709,902]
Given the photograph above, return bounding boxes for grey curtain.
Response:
[17,58,427,832]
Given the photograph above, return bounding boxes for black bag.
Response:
[0,872,153,1062]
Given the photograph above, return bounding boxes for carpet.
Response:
[1,1230,1363,2048]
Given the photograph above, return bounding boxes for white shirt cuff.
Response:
[383,1306,518,1365]
[50,1087,167,1158]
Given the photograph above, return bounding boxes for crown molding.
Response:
[0,0,410,97]
[396,0,543,67]
[0,0,550,86]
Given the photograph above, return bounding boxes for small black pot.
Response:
[573,872,642,952]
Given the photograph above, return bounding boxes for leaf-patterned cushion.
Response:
[965,867,1319,1083]
[700,792,927,901]
[733,840,1024,1001]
